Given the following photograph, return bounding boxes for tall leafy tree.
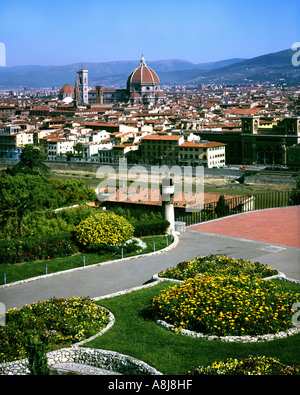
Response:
[289,179,300,205]
[9,145,50,176]
[215,195,230,218]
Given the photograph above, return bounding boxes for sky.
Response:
[0,0,299,66]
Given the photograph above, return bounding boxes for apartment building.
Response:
[139,134,225,167]
[47,138,75,160]
[0,125,34,159]
[140,135,184,165]
[178,141,226,167]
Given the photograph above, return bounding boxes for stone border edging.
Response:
[0,236,181,375]
[0,233,179,289]
[0,303,163,375]
[0,347,163,376]
[151,272,300,343]
[1,256,299,374]
[154,316,300,343]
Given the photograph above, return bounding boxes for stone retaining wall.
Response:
[0,347,162,375]
[244,172,298,186]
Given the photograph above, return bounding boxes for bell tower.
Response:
[76,68,89,104]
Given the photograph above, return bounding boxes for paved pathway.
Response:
[0,208,299,311]
[188,206,300,248]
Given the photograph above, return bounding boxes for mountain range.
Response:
[0,49,298,89]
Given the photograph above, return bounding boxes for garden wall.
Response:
[0,347,162,375]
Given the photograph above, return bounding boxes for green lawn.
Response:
[0,235,172,285]
[83,280,300,375]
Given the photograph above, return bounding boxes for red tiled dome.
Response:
[127,55,160,86]
[130,92,141,98]
[59,84,74,94]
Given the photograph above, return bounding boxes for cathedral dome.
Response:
[127,55,160,89]
[59,84,74,95]
[59,84,74,100]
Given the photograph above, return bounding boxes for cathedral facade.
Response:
[74,55,165,106]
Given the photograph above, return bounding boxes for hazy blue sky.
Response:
[0,0,299,66]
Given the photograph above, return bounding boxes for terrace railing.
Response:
[175,190,293,226]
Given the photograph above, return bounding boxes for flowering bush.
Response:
[0,232,78,265]
[152,275,300,336]
[75,212,135,248]
[0,297,110,363]
[158,255,278,280]
[191,355,300,375]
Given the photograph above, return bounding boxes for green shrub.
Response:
[75,212,135,248]
[25,337,49,375]
[48,178,97,205]
[132,219,169,237]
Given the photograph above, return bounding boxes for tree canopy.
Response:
[8,145,50,176]
[0,172,97,239]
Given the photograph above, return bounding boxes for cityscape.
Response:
[0,0,299,381]
[1,53,300,169]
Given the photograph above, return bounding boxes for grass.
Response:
[0,235,172,285]
[50,169,295,196]
[204,178,294,195]
[84,280,300,375]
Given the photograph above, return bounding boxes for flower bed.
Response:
[190,355,300,375]
[158,255,278,280]
[0,297,110,363]
[152,275,300,337]
[0,232,78,265]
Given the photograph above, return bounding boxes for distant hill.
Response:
[0,50,298,88]
[188,49,300,84]
[0,58,245,89]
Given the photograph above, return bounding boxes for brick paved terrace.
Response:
[188,206,300,248]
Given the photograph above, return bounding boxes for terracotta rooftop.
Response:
[141,135,182,141]
[101,187,245,208]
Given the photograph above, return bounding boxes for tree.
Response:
[0,173,65,238]
[9,145,50,176]
[0,191,38,237]
[215,195,230,218]
[289,178,300,205]
[73,142,83,157]
[48,178,97,204]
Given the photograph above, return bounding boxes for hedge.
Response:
[132,219,170,237]
[0,232,78,265]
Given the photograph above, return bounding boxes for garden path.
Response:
[0,207,299,311]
